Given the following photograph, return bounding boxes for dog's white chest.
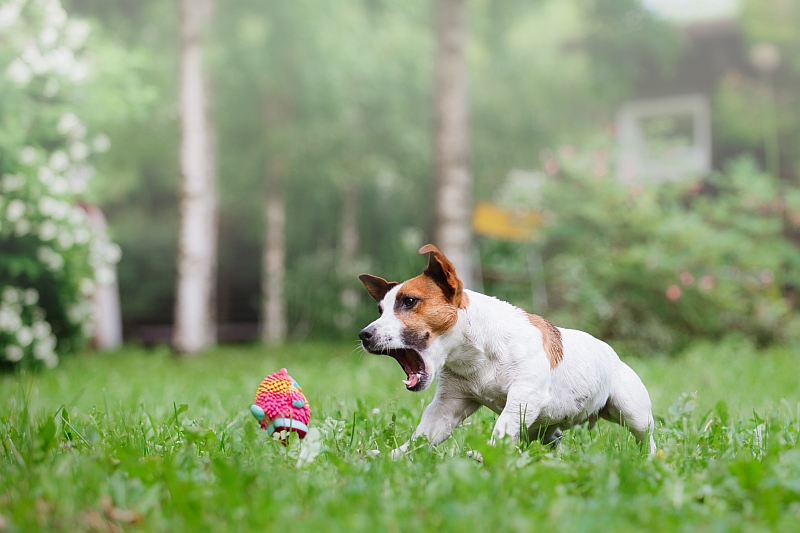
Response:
[442,348,517,415]
[475,387,509,414]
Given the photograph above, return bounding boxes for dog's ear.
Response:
[358,274,399,302]
[419,244,463,308]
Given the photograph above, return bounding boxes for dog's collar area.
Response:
[375,347,427,391]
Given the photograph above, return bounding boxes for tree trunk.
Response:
[261,158,287,344]
[433,0,472,287]
[173,0,218,354]
[340,183,360,270]
[337,183,360,332]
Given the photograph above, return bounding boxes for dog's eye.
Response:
[400,296,418,309]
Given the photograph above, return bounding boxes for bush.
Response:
[0,0,118,368]
[481,151,800,354]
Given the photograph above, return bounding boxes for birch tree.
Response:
[261,173,286,344]
[173,0,218,354]
[214,3,302,345]
[260,98,289,344]
[337,181,361,331]
[433,0,472,287]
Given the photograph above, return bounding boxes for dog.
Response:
[358,244,656,457]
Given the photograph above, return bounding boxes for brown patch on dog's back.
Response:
[396,274,459,339]
[527,314,563,369]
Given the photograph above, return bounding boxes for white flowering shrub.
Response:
[0,286,58,367]
[0,0,119,368]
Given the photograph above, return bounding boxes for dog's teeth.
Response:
[404,373,420,388]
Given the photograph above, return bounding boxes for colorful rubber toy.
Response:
[250,368,311,440]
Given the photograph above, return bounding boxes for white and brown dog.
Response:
[359,244,656,456]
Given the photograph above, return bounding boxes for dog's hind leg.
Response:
[600,362,656,454]
[528,425,562,446]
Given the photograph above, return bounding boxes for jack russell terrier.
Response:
[359,244,656,456]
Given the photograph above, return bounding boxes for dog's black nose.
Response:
[359,326,375,345]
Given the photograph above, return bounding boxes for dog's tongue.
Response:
[403,373,420,388]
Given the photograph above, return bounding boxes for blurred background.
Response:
[2,0,800,366]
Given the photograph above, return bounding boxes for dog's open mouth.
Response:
[376,348,427,391]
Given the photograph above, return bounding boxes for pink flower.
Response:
[666,285,682,301]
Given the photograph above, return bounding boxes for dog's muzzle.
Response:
[360,326,430,391]
[358,325,378,350]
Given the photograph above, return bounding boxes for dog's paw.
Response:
[389,441,410,460]
[490,418,519,445]
[389,447,404,460]
[466,450,484,463]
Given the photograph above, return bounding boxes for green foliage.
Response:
[482,154,800,354]
[1,342,800,531]
[56,0,628,335]
[581,0,681,100]
[213,0,436,329]
[741,0,800,72]
[25,0,800,351]
[0,0,120,367]
[718,1,800,180]
[59,0,180,327]
[471,0,599,199]
[285,236,428,339]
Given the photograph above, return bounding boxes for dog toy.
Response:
[250,368,311,440]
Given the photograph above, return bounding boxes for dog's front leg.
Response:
[491,384,548,445]
[390,395,480,459]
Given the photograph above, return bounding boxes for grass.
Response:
[1,337,800,532]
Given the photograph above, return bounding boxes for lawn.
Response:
[1,338,800,532]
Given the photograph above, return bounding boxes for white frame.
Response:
[616,94,712,182]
